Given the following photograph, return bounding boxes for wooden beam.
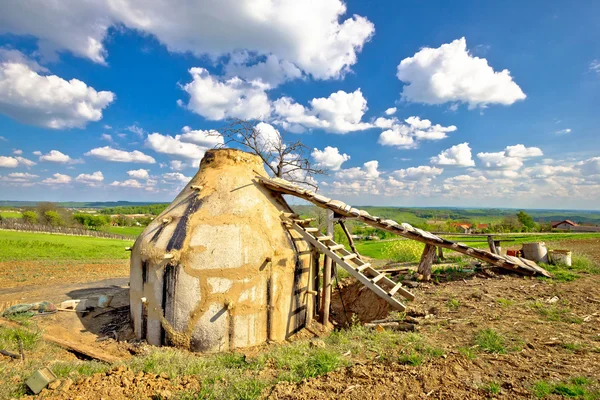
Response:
[418,244,436,281]
[321,209,334,326]
[487,235,498,255]
[437,246,445,262]
[339,220,361,260]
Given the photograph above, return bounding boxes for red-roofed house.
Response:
[552,220,578,230]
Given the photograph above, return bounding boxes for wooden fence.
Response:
[0,220,131,240]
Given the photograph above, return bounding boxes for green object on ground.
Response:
[2,301,57,317]
[26,367,57,394]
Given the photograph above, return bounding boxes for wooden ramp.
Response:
[283,214,414,311]
[258,175,551,278]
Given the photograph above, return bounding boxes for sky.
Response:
[0,0,599,209]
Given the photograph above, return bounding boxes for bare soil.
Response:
[269,272,600,399]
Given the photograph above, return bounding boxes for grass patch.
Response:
[447,298,461,309]
[496,298,515,308]
[458,346,477,359]
[383,240,425,262]
[0,230,133,261]
[530,301,583,324]
[532,376,598,398]
[0,327,40,351]
[483,381,501,395]
[562,342,584,352]
[473,329,507,354]
[540,253,599,282]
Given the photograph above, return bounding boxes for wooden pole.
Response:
[437,246,445,262]
[487,235,498,255]
[321,209,334,325]
[417,244,436,281]
[338,219,361,260]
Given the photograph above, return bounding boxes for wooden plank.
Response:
[487,235,498,255]
[371,274,385,284]
[342,253,357,261]
[305,227,319,233]
[321,210,334,325]
[388,282,404,297]
[356,263,371,272]
[328,244,344,251]
[261,176,550,277]
[317,236,332,241]
[0,319,120,364]
[417,243,436,281]
[339,220,362,260]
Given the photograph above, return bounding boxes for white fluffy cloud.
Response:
[335,160,380,180]
[396,37,526,109]
[179,68,271,120]
[0,156,19,168]
[384,107,397,115]
[127,169,150,180]
[0,57,114,128]
[162,172,191,183]
[85,146,156,163]
[274,89,372,134]
[42,173,72,184]
[393,165,443,181]
[378,116,456,149]
[311,146,350,171]
[254,122,282,152]
[39,150,78,164]
[146,127,223,160]
[0,172,38,183]
[110,179,143,188]
[0,0,373,80]
[578,157,600,176]
[75,171,104,185]
[0,155,36,168]
[477,144,543,171]
[430,143,475,167]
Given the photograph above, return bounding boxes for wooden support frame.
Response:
[418,243,437,281]
[338,219,361,260]
[321,209,334,325]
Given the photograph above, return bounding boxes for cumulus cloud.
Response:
[335,160,380,180]
[477,144,543,171]
[179,68,271,120]
[162,172,191,183]
[110,179,143,188]
[378,116,456,149]
[12,149,22,155]
[393,165,443,181]
[0,172,38,183]
[384,107,397,115]
[42,173,72,184]
[396,37,526,109]
[430,143,475,167]
[127,124,146,138]
[0,56,114,128]
[253,122,282,152]
[223,53,303,87]
[0,0,373,80]
[578,157,600,176]
[39,150,80,164]
[127,169,150,180]
[169,160,185,171]
[274,89,372,134]
[85,146,156,163]
[146,127,223,160]
[311,146,350,171]
[0,155,36,168]
[75,171,104,185]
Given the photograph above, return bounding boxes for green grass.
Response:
[473,329,508,354]
[532,377,598,398]
[539,253,600,282]
[0,230,133,261]
[101,225,145,238]
[483,381,501,395]
[354,240,392,259]
[0,211,22,218]
[447,298,461,309]
[529,301,583,324]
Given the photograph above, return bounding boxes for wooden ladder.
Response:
[283,215,414,311]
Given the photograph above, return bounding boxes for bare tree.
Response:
[215,119,325,189]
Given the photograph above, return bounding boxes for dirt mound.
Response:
[28,366,200,399]
[330,278,392,326]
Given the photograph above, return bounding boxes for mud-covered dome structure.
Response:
[129,149,315,352]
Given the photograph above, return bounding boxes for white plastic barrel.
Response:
[549,250,572,266]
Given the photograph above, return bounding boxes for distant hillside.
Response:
[0,200,163,208]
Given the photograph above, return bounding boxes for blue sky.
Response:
[0,0,599,208]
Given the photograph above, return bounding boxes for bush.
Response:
[22,210,38,224]
[44,210,63,226]
[383,240,424,262]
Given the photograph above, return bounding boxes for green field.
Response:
[355,233,600,261]
[0,211,22,218]
[101,225,145,237]
[0,230,133,261]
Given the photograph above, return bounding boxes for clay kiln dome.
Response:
[129,149,315,352]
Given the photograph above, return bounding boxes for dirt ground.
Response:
[2,240,600,399]
[0,260,129,290]
[270,272,600,399]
